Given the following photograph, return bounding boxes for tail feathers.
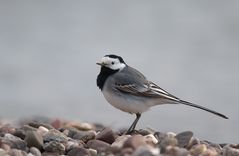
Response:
[179,100,228,119]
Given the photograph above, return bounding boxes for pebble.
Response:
[132,146,158,156]
[202,148,218,156]
[87,139,110,152]
[24,130,43,149]
[43,129,68,144]
[9,149,27,156]
[0,148,9,156]
[159,134,178,153]
[72,130,96,143]
[13,129,26,140]
[65,121,93,131]
[137,129,151,136]
[65,140,81,152]
[29,147,42,156]
[111,135,131,149]
[13,125,37,140]
[1,133,27,151]
[123,134,147,150]
[175,131,193,148]
[222,144,239,156]
[51,119,63,129]
[121,147,134,156]
[144,134,158,146]
[43,141,65,154]
[190,144,207,155]
[1,143,11,152]
[187,137,200,149]
[37,126,49,136]
[41,151,59,156]
[165,146,189,156]
[67,147,90,156]
[96,127,115,144]
[28,122,54,130]
[0,124,15,134]
[88,148,97,156]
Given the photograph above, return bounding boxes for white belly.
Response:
[102,89,152,114]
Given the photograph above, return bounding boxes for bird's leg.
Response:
[126,113,141,134]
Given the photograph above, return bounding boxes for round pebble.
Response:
[43,129,68,143]
[29,147,42,156]
[87,139,110,152]
[43,141,65,154]
[123,134,147,150]
[2,133,27,151]
[96,127,115,144]
[175,131,193,148]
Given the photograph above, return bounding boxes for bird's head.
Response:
[97,54,126,70]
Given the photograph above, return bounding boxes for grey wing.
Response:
[113,66,180,101]
[115,80,180,101]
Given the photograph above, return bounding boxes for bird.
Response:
[96,54,228,134]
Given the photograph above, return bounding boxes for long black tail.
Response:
[179,100,228,119]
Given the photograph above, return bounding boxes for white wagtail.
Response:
[96,54,228,133]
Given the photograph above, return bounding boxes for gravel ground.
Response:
[0,118,238,156]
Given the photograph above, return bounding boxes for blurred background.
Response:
[0,1,238,143]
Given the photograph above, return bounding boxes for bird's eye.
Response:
[111,62,115,65]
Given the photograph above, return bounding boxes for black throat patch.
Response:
[97,66,119,90]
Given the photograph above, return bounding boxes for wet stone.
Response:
[43,141,65,154]
[175,131,193,148]
[25,130,43,149]
[96,127,115,144]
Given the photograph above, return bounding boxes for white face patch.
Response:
[99,56,126,70]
